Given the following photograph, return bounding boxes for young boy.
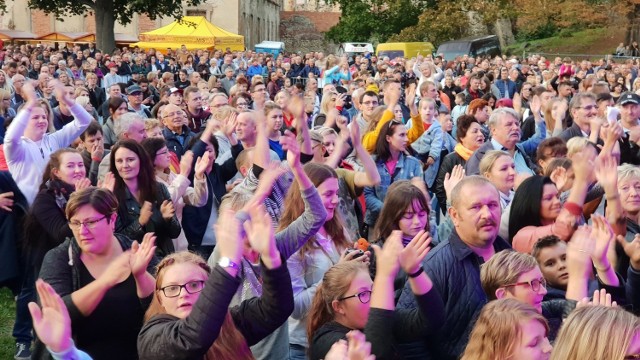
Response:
[450,92,467,139]
[79,121,108,185]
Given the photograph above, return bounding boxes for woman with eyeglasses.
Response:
[551,305,640,360]
[110,139,182,258]
[231,92,251,111]
[307,230,443,360]
[364,121,423,237]
[141,137,210,252]
[37,187,157,360]
[138,207,294,360]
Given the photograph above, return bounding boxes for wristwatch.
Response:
[218,257,239,270]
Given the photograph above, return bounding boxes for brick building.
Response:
[280,0,341,53]
[0,0,281,50]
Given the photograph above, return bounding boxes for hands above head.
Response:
[577,288,617,308]
[570,149,595,184]
[22,81,38,106]
[594,153,618,193]
[51,80,74,108]
[214,209,243,268]
[28,280,72,354]
[281,130,301,169]
[530,95,542,117]
[243,204,280,268]
[566,225,595,277]
[223,112,238,139]
[589,214,615,271]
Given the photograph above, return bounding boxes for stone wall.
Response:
[279,11,339,53]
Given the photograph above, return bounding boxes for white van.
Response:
[337,42,374,56]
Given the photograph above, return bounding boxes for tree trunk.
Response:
[625,3,640,44]
[494,17,515,48]
[94,0,116,53]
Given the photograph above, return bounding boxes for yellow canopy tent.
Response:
[132,16,244,51]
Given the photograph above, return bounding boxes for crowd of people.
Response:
[1,40,640,360]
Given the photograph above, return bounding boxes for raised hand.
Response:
[224,112,238,138]
[399,230,432,274]
[244,204,278,259]
[530,95,542,116]
[194,152,211,180]
[590,214,614,269]
[346,330,375,360]
[281,130,301,169]
[51,80,74,107]
[74,178,92,191]
[130,233,157,278]
[139,201,153,225]
[578,289,617,308]
[594,154,618,193]
[28,280,72,353]
[0,191,14,212]
[549,166,569,192]
[160,200,175,220]
[22,81,39,105]
[444,164,465,200]
[288,94,306,119]
[405,84,417,109]
[349,121,362,148]
[99,251,132,288]
[101,172,116,193]
[179,151,194,176]
[617,233,640,271]
[566,225,595,278]
[371,230,403,278]
[213,209,243,264]
[570,149,595,183]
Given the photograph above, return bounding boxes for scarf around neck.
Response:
[454,143,474,161]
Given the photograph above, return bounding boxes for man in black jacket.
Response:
[396,176,511,360]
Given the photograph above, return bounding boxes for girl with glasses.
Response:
[141,137,211,252]
[307,230,443,360]
[37,187,158,360]
[138,207,293,360]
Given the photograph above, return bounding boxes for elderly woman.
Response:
[38,187,157,360]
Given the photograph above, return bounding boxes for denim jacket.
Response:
[364,153,423,227]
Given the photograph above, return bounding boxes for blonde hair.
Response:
[461,299,549,360]
[566,137,594,158]
[75,95,91,109]
[320,90,336,115]
[144,118,162,132]
[479,150,511,178]
[550,306,640,360]
[480,250,539,300]
[145,251,254,360]
[365,105,388,133]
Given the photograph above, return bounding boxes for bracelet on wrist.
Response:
[408,266,424,278]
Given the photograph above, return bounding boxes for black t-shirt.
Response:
[75,263,147,360]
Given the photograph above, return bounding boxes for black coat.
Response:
[0,172,28,285]
[434,152,466,214]
[137,258,294,360]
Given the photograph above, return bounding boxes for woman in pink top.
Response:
[507,151,594,253]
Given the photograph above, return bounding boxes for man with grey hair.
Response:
[98,112,148,181]
[559,92,599,142]
[396,175,510,359]
[466,107,542,175]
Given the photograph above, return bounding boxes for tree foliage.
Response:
[324,0,436,43]
[25,0,203,52]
